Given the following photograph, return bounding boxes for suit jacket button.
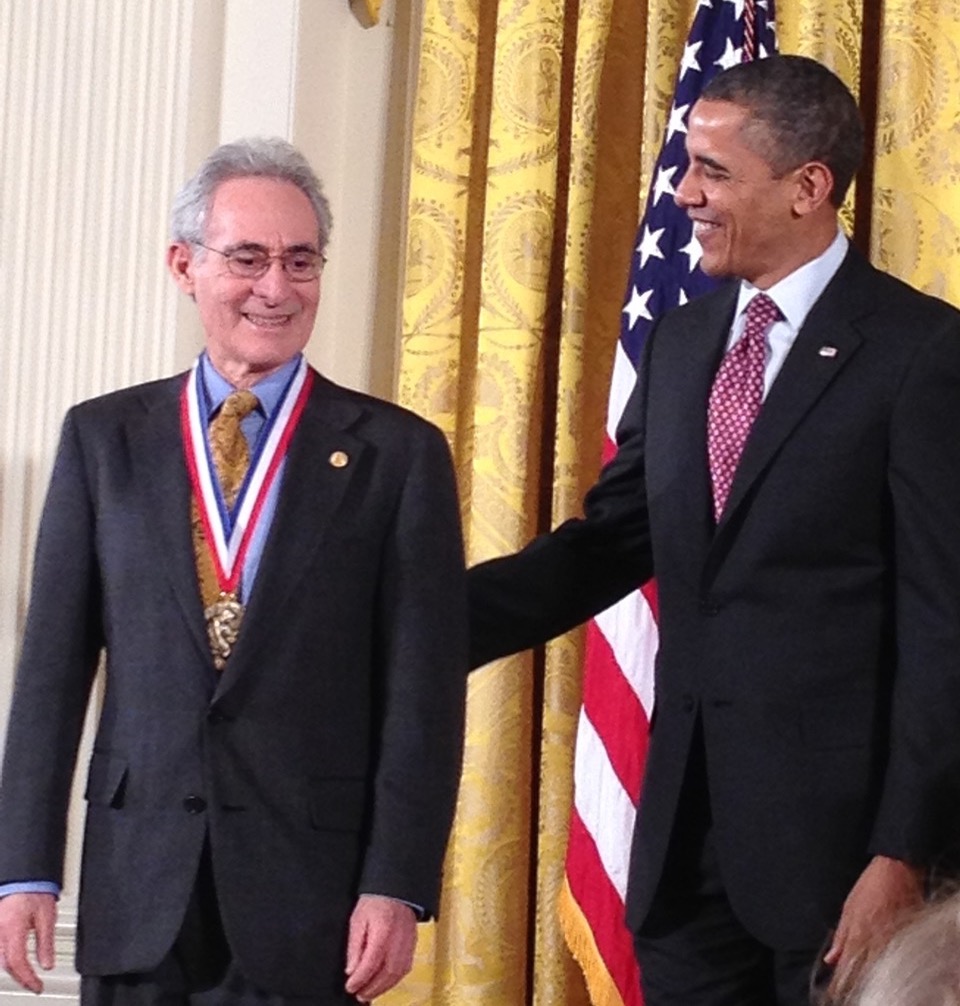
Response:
[681,694,696,713]
[183,795,207,814]
[699,600,721,616]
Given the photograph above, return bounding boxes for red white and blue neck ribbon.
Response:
[181,356,313,594]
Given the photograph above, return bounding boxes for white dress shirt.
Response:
[726,227,849,400]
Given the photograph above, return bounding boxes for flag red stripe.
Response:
[567,809,643,1006]
[639,580,659,622]
[582,620,650,805]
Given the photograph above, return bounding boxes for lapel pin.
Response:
[329,450,349,468]
[818,346,838,358]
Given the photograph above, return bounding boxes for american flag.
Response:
[557,3,777,1004]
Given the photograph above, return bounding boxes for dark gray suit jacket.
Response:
[470,248,960,948]
[0,369,467,997]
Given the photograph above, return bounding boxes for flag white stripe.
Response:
[594,592,659,720]
[573,708,637,903]
[606,342,640,441]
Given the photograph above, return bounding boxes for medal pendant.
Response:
[204,593,244,670]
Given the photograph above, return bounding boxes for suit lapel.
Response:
[215,374,368,692]
[131,375,212,663]
[647,284,736,554]
[713,248,873,537]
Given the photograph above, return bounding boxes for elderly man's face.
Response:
[168,176,321,385]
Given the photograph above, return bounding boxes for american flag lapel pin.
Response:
[818,346,839,358]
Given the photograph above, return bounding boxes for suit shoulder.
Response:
[311,374,452,451]
[889,282,960,328]
[57,375,184,443]
[67,374,184,424]
[841,253,960,332]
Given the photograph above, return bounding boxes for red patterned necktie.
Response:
[707,293,782,521]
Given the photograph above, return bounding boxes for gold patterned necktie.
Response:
[192,389,259,668]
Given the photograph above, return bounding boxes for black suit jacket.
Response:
[0,369,467,996]
[470,248,960,948]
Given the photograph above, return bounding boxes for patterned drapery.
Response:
[385,2,960,1004]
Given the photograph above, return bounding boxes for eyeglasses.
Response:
[193,242,326,282]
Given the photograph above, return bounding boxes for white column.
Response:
[0,3,413,1002]
[219,0,300,141]
[307,0,418,400]
[0,0,206,778]
[0,2,217,1001]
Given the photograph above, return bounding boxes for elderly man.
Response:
[0,138,467,1005]
[470,56,960,1005]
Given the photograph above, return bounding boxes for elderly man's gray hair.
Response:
[170,137,333,251]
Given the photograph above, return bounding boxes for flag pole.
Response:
[743,0,757,61]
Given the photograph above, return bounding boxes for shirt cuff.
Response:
[360,892,425,920]
[0,881,61,899]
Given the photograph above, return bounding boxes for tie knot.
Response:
[219,390,259,423]
[744,293,781,334]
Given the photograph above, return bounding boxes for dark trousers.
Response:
[81,843,354,1006]
[634,721,824,1006]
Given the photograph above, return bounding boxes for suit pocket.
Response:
[84,750,128,808]
[308,777,368,833]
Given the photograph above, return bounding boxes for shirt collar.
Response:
[735,227,849,331]
[200,352,303,419]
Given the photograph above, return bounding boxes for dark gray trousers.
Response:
[634,720,825,1006]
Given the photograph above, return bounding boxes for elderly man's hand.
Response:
[824,854,924,1001]
[344,894,417,1002]
[0,893,57,993]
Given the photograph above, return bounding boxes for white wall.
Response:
[0,2,414,999]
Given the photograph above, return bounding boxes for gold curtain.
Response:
[869,0,960,304]
[387,2,960,1005]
